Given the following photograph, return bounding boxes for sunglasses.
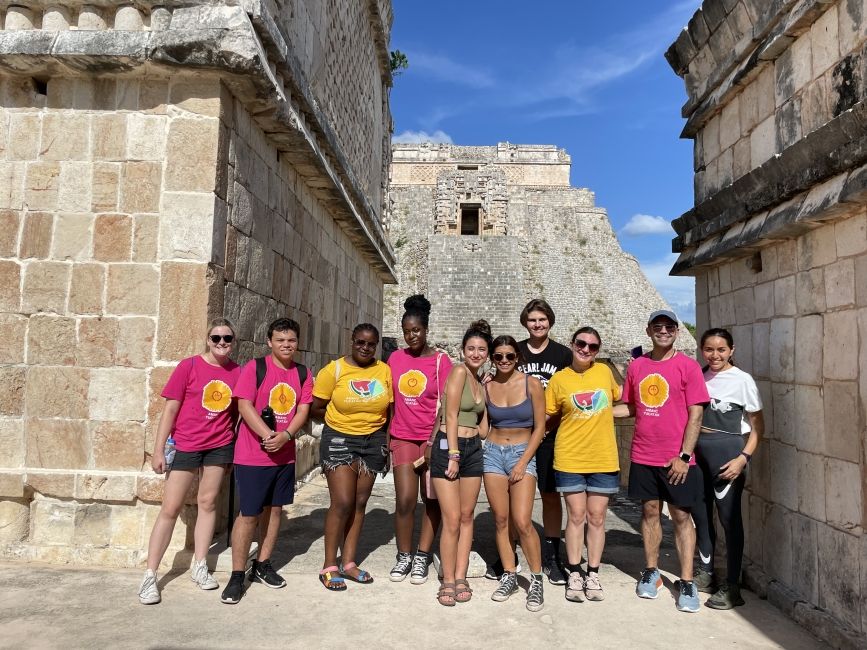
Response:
[651,323,678,333]
[353,339,377,349]
[209,334,234,344]
[572,339,600,353]
[492,352,517,362]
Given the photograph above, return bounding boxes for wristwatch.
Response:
[679,451,691,463]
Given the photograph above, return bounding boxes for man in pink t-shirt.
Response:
[616,310,709,613]
[221,318,313,605]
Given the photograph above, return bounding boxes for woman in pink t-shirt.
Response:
[387,295,452,585]
[138,319,241,605]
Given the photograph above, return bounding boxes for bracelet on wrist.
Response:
[740,451,751,463]
[448,448,459,454]
[448,453,461,460]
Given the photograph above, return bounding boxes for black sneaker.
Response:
[389,552,413,582]
[706,583,745,610]
[484,552,521,580]
[250,559,286,589]
[410,551,431,585]
[693,566,716,594]
[542,555,568,585]
[220,572,245,604]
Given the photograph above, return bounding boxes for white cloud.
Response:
[640,253,696,323]
[392,129,454,144]
[405,51,495,88]
[621,214,673,236]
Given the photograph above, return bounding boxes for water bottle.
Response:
[260,407,276,451]
[164,436,176,469]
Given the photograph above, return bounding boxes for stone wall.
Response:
[667,2,866,646]
[0,0,393,568]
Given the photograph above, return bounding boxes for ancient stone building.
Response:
[666,1,865,646]
[0,1,394,568]
[385,143,692,357]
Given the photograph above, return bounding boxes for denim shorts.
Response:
[483,440,538,478]
[555,470,620,494]
[320,424,388,475]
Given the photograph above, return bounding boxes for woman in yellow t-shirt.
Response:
[545,326,621,604]
[311,323,393,591]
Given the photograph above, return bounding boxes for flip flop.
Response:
[319,566,346,591]
[340,562,374,584]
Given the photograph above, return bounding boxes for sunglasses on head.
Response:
[209,334,234,344]
[492,352,517,362]
[572,339,600,352]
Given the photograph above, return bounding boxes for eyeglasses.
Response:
[209,334,234,344]
[651,323,678,333]
[492,352,517,362]
[572,340,600,352]
[353,339,377,349]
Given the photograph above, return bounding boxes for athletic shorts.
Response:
[555,470,619,494]
[627,461,702,508]
[429,430,483,479]
[234,463,295,516]
[170,441,235,470]
[320,424,388,474]
[389,437,427,467]
[534,431,557,493]
[483,440,537,478]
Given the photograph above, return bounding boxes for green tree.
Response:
[390,50,409,76]
[683,322,697,337]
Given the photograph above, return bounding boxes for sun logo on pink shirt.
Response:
[202,380,232,413]
[398,370,427,398]
[639,373,669,408]
[269,383,297,415]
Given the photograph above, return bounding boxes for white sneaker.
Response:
[190,558,219,590]
[139,569,161,604]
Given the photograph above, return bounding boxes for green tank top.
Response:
[441,372,484,428]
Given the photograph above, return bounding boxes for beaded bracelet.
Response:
[448,448,459,454]
[448,453,461,460]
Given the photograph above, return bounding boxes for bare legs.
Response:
[147,465,228,571]
[323,462,376,577]
[434,476,482,584]
[393,462,441,554]
[484,473,541,573]
[641,499,695,580]
[563,491,610,567]
[230,505,283,570]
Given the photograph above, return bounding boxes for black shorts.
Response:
[429,430,483,479]
[234,463,295,516]
[534,431,557,493]
[627,461,702,508]
[171,441,235,470]
[320,424,388,474]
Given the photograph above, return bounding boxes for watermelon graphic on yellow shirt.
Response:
[570,389,609,414]
[349,379,385,398]
[639,373,669,408]
[202,380,232,413]
[269,383,297,415]
[398,370,427,398]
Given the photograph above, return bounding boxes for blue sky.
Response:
[389,0,702,322]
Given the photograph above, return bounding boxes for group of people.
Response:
[138,297,763,615]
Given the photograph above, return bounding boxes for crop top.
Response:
[486,375,534,429]
[440,371,485,428]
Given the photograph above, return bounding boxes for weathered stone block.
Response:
[109,504,144,548]
[763,504,793,586]
[796,268,826,314]
[75,474,136,502]
[825,458,862,532]
[89,368,147,421]
[858,257,867,308]
[835,209,867,257]
[800,72,832,137]
[156,262,208,361]
[798,223,837,270]
[27,314,76,366]
[73,502,113,546]
[794,315,823,385]
[824,310,858,379]
[25,471,76,498]
[719,96,741,151]
[132,213,158,263]
[68,263,104,315]
[754,281,775,320]
[30,499,75,545]
[0,210,19,257]
[750,115,776,166]
[770,440,798,511]
[774,275,797,316]
[146,365,174,453]
[25,418,88,469]
[51,213,93,262]
[19,211,53,259]
[139,79,169,114]
[91,163,119,212]
[0,260,21,312]
[0,313,26,364]
[824,258,856,308]
[93,214,132,262]
[22,261,69,314]
[739,79,760,136]
[159,192,215,261]
[797,450,826,521]
[791,513,819,604]
[169,78,223,117]
[0,500,29,542]
[732,137,751,179]
[24,161,61,211]
[811,5,840,77]
[8,113,41,161]
[752,321,770,378]
[838,0,867,56]
[91,114,126,161]
[119,162,161,213]
[817,523,862,630]
[795,384,825,454]
[116,317,154,368]
[24,366,89,419]
[769,318,795,381]
[58,162,93,214]
[76,317,118,367]
[91,421,144,470]
[0,365,25,416]
[40,113,89,162]
[732,324,754,373]
[164,118,219,192]
[126,114,166,161]
[703,114,721,162]
[106,264,159,315]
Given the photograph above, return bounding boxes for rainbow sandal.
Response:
[340,562,374,584]
[319,566,346,591]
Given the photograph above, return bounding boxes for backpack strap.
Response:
[255,357,267,389]
[295,363,308,390]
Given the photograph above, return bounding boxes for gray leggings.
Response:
[693,431,747,584]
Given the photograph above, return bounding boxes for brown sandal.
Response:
[455,579,473,603]
[437,582,456,607]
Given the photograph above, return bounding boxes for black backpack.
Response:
[255,356,308,391]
